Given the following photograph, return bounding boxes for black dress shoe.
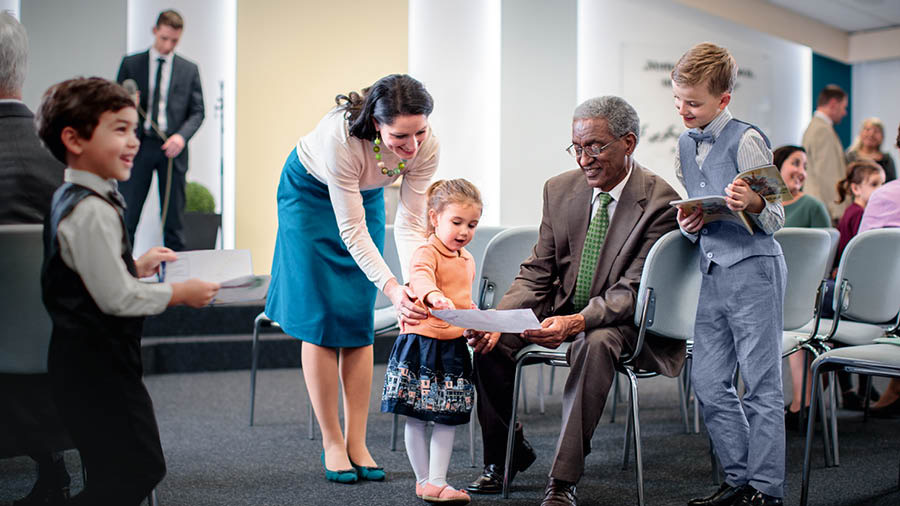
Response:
[688,483,752,506]
[841,391,865,411]
[541,478,577,506]
[467,464,503,494]
[735,490,783,506]
[784,406,810,432]
[467,437,537,494]
[869,396,900,418]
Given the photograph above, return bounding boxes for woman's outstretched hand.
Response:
[384,278,428,326]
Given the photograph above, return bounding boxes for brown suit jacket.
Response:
[497,161,685,377]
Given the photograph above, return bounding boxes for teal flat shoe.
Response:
[351,460,386,481]
[321,452,358,484]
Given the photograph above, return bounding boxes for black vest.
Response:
[42,183,144,340]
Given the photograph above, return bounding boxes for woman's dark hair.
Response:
[835,160,883,203]
[773,145,805,172]
[335,74,433,141]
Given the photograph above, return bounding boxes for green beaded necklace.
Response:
[373,137,407,176]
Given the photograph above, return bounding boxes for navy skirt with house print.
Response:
[381,333,474,426]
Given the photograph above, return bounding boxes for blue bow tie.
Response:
[687,129,716,145]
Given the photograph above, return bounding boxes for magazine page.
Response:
[670,196,753,234]
[735,164,791,203]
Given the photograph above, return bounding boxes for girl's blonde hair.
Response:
[836,160,883,203]
[425,179,482,234]
[847,117,885,154]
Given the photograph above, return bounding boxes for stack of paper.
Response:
[160,249,269,304]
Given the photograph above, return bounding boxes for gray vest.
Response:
[678,119,782,270]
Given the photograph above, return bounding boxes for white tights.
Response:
[404,418,456,487]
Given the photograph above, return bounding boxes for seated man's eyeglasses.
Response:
[566,136,624,159]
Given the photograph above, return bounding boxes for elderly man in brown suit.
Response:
[465,96,683,506]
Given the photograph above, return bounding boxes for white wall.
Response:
[579,0,811,197]
[852,58,900,171]
[409,0,501,224]
[127,0,236,255]
[20,1,126,109]
[0,1,18,18]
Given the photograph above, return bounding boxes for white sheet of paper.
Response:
[162,249,253,284]
[430,309,541,333]
[157,250,267,304]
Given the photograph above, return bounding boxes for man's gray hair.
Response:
[573,96,640,145]
[0,11,28,97]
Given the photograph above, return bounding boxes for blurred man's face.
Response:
[152,25,181,55]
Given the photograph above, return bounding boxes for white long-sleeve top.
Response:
[295,109,440,291]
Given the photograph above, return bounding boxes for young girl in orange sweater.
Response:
[381,179,482,505]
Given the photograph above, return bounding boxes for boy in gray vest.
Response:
[36,77,219,505]
[671,43,787,506]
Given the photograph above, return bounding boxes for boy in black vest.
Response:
[671,44,786,506]
[36,77,219,505]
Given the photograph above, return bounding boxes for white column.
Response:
[409,0,501,224]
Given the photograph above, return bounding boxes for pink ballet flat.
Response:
[422,483,471,505]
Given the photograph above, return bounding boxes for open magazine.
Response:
[157,249,269,304]
[670,164,790,235]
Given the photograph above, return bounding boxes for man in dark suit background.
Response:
[116,9,204,251]
[0,11,70,505]
[464,96,683,506]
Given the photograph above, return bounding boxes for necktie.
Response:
[687,129,715,145]
[150,57,165,132]
[573,192,612,310]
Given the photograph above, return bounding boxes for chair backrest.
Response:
[478,226,539,309]
[0,224,53,374]
[775,228,833,330]
[823,228,840,278]
[633,230,701,341]
[374,225,404,310]
[465,225,505,298]
[833,228,900,323]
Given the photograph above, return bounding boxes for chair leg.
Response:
[391,413,398,451]
[521,368,529,414]
[621,389,633,469]
[538,365,545,415]
[817,373,834,468]
[624,368,645,506]
[147,488,159,506]
[828,371,839,466]
[801,364,827,506]
[549,365,556,395]
[307,402,314,440]
[249,318,262,426]
[863,375,872,422]
[800,350,811,431]
[503,360,527,499]
[469,412,476,468]
[609,372,619,424]
[678,366,689,434]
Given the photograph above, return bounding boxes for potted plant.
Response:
[183,181,221,250]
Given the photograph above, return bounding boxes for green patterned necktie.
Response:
[573,192,612,310]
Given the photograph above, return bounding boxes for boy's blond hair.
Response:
[671,42,737,96]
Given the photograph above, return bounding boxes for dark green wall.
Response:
[812,53,852,148]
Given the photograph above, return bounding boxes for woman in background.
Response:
[846,117,895,182]
[776,145,830,229]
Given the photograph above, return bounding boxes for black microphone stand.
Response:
[215,80,225,249]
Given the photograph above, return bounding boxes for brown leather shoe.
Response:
[541,478,577,506]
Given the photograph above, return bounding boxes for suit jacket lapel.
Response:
[565,180,593,296]
[592,163,647,292]
[135,51,150,113]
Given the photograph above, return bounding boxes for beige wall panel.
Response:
[236,0,408,274]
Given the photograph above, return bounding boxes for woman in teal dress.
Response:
[266,74,437,482]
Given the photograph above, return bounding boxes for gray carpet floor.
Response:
[2,365,898,506]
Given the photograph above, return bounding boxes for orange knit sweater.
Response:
[400,234,476,340]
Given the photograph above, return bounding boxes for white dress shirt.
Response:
[57,169,172,316]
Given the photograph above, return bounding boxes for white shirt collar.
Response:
[814,110,833,126]
[149,47,174,65]
[592,157,633,203]
[0,98,24,104]
[698,107,733,138]
[64,168,119,196]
